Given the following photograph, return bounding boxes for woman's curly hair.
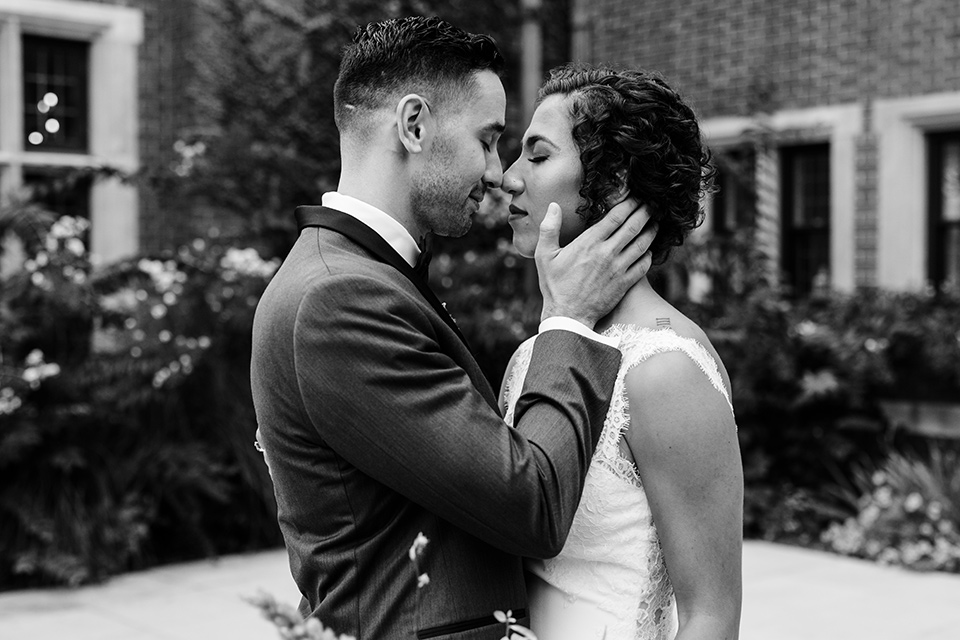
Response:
[538,64,717,264]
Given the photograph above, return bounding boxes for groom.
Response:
[251,16,654,640]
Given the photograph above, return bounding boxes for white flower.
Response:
[26,350,44,366]
[904,492,924,513]
[927,501,943,521]
[874,486,893,508]
[494,610,517,624]
[100,288,139,313]
[219,247,279,278]
[408,532,429,561]
[0,388,23,416]
[800,370,840,397]
[65,237,85,257]
[795,320,819,336]
[151,304,167,319]
[877,547,900,565]
[159,330,172,343]
[416,573,430,589]
[198,336,211,349]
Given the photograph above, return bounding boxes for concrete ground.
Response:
[1,540,959,639]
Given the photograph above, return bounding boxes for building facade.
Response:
[571,0,960,293]
[0,0,199,267]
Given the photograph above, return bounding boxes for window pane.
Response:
[23,168,92,222]
[791,150,830,227]
[782,144,830,295]
[22,35,89,152]
[941,141,960,223]
[945,225,960,287]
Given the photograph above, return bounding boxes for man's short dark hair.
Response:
[334,16,504,134]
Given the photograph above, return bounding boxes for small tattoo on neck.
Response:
[656,317,671,327]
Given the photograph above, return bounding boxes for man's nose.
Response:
[483,155,503,189]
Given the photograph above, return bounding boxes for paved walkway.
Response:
[2,541,959,639]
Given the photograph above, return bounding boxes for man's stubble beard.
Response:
[411,135,473,238]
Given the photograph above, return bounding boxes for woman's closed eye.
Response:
[528,154,547,164]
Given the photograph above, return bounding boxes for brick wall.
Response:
[576,0,960,290]
[582,0,960,116]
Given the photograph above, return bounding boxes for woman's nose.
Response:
[501,160,524,196]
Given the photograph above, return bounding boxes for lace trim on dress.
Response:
[502,336,536,427]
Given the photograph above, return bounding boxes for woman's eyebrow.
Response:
[524,134,559,150]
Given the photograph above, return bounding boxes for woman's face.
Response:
[502,94,586,258]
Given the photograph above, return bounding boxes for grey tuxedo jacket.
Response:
[250,206,621,639]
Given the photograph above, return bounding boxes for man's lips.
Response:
[508,204,528,218]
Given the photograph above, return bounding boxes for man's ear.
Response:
[396,94,432,154]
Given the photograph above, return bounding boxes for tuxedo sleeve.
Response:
[294,274,621,557]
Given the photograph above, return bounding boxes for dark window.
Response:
[781,144,830,295]
[22,35,89,153]
[928,132,960,290]
[712,148,755,236]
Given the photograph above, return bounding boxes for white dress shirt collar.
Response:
[321,192,420,267]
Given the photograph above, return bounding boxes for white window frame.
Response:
[701,104,861,292]
[0,0,142,265]
[875,91,960,291]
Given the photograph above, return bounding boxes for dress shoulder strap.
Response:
[595,325,736,467]
[612,325,733,410]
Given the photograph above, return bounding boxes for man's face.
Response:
[412,70,506,237]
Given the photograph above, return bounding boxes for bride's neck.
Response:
[593,275,660,334]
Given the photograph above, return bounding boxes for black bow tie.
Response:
[414,233,433,280]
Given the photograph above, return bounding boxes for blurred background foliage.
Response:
[3,0,960,589]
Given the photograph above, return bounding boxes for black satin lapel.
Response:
[295,206,471,349]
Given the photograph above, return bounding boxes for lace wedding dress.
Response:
[503,325,735,640]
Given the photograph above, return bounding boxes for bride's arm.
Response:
[624,352,743,640]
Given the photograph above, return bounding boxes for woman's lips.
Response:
[508,204,528,219]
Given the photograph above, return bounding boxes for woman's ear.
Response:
[396,94,432,154]
[608,169,631,207]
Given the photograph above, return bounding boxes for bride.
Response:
[499,65,743,640]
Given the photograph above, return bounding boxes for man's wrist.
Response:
[540,302,596,328]
[539,317,620,349]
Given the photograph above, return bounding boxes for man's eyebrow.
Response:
[524,134,558,150]
[481,122,505,135]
